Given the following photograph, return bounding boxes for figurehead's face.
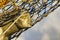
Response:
[0,0,9,7]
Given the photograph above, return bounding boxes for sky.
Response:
[17,7,60,40]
